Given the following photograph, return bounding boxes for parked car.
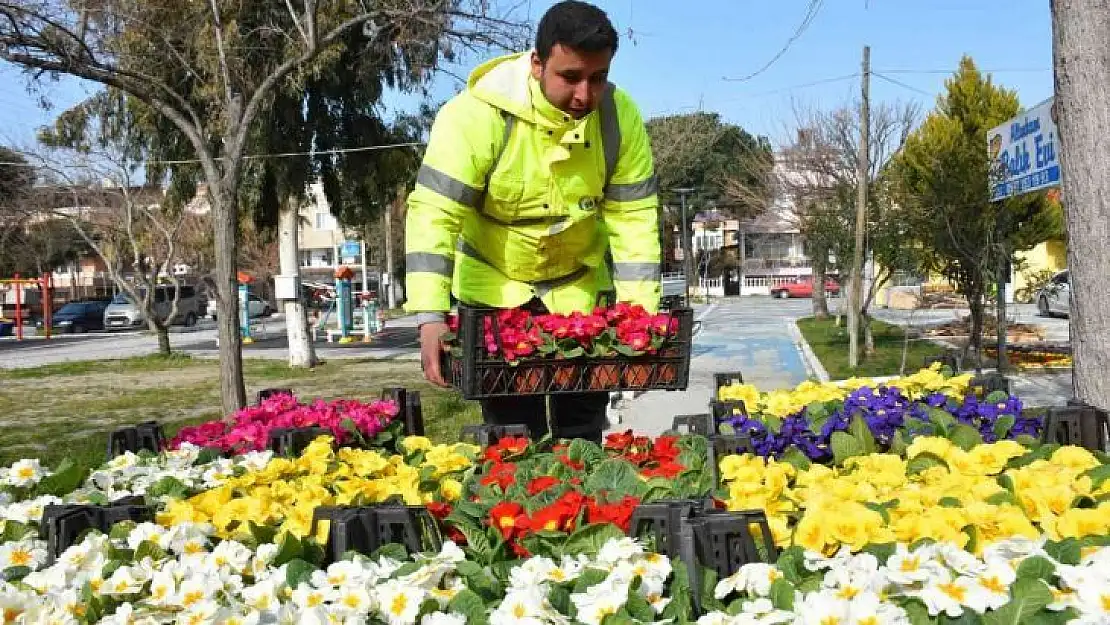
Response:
[103,284,202,330]
[1036,270,1070,318]
[770,276,841,299]
[207,292,273,321]
[38,299,111,333]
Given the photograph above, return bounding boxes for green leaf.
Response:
[372,542,409,562]
[775,547,806,584]
[284,558,316,589]
[567,438,606,467]
[448,589,488,625]
[770,578,795,611]
[907,452,949,475]
[1024,609,1080,625]
[949,424,984,451]
[1,566,30,582]
[194,447,222,465]
[564,523,625,557]
[457,524,492,563]
[849,415,878,454]
[583,459,643,498]
[764,414,783,435]
[625,582,655,622]
[890,430,909,456]
[985,390,1010,404]
[1071,495,1097,509]
[146,476,190,500]
[962,525,980,556]
[780,447,812,472]
[982,578,1053,625]
[986,492,1020,507]
[1,521,32,543]
[993,415,1016,439]
[661,559,693,622]
[863,543,895,563]
[864,502,892,524]
[573,568,609,594]
[1016,556,1056,582]
[547,584,573,617]
[926,408,956,435]
[134,540,166,562]
[830,431,865,465]
[34,459,87,497]
[1043,539,1082,566]
[899,598,932,625]
[1082,464,1110,491]
[996,474,1016,493]
[938,497,962,508]
[272,532,303,567]
[248,521,278,546]
[1008,444,1059,470]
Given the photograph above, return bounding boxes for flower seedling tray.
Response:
[107,421,166,459]
[268,427,332,457]
[311,505,440,564]
[442,304,694,399]
[381,387,426,436]
[713,371,745,392]
[669,413,715,437]
[459,424,531,446]
[1043,404,1109,452]
[41,497,153,563]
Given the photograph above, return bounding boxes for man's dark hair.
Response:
[535,1,619,61]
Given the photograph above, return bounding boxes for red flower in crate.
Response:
[651,435,681,463]
[623,435,654,465]
[530,492,584,534]
[527,475,561,496]
[604,430,634,452]
[479,462,517,490]
[640,460,686,480]
[489,501,527,540]
[586,495,641,532]
[556,452,584,471]
[483,436,530,462]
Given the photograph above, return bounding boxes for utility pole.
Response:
[384,201,396,309]
[848,45,870,370]
[674,187,695,303]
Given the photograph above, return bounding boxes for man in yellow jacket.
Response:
[405,0,660,443]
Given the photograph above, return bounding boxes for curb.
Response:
[789,320,830,382]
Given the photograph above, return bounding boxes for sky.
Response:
[0,0,1055,151]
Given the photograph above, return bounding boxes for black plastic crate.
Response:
[924,352,960,372]
[460,424,531,446]
[969,373,1011,396]
[442,304,694,399]
[257,388,294,404]
[268,427,332,457]
[706,435,757,486]
[41,499,153,563]
[670,414,715,436]
[710,400,749,421]
[1043,404,1109,452]
[713,371,745,392]
[311,505,439,564]
[673,509,777,615]
[381,388,426,436]
[628,499,711,557]
[107,421,166,459]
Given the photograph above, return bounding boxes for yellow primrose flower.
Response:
[1049,446,1100,471]
[906,436,956,461]
[401,436,433,453]
[440,478,463,501]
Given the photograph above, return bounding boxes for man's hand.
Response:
[419,322,451,388]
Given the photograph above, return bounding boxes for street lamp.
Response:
[672,187,695,303]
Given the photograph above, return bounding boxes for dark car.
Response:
[40,300,111,333]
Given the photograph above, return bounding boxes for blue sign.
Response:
[340,241,360,258]
[988,98,1060,201]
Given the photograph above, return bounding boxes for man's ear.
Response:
[530,50,543,81]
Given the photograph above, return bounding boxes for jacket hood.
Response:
[468,51,561,127]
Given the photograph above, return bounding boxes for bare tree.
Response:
[0,0,527,412]
[779,99,921,354]
[16,148,193,354]
[1052,0,1110,409]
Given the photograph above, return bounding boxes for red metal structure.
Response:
[0,273,55,340]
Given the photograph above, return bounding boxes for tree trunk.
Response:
[211,182,247,413]
[847,268,860,369]
[384,205,396,309]
[862,311,875,356]
[1052,0,1110,409]
[995,258,1009,372]
[279,201,317,368]
[154,322,171,356]
[968,293,985,372]
[812,258,830,319]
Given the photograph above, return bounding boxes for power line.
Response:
[876,67,1051,75]
[873,72,933,97]
[0,141,426,168]
[719,73,861,102]
[722,0,825,82]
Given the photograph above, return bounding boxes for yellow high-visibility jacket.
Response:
[404,51,661,318]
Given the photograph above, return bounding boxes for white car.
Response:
[1036,270,1070,318]
[207,293,273,320]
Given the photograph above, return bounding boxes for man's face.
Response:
[531,43,613,119]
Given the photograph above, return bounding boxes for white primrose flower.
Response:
[103,566,146,597]
[216,607,262,625]
[794,591,851,625]
[715,563,784,599]
[311,560,369,589]
[420,613,467,625]
[174,599,221,625]
[934,542,986,577]
[491,586,554,624]
[373,579,426,625]
[846,591,911,625]
[737,597,795,624]
[3,495,62,525]
[333,585,373,616]
[884,543,945,587]
[4,459,48,488]
[981,535,1047,566]
[571,577,629,625]
[1072,575,1110,621]
[239,451,274,472]
[127,522,169,551]
[508,556,560,591]
[918,573,974,619]
[0,591,32,624]
[208,540,254,573]
[428,578,465,609]
[695,613,737,625]
[241,579,282,613]
[291,584,335,611]
[595,537,644,568]
[964,561,1015,613]
[175,575,218,610]
[0,539,47,570]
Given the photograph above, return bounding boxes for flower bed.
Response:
[170,394,400,454]
[436,432,713,559]
[719,436,1110,556]
[158,436,478,542]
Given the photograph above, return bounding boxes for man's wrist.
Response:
[416,312,447,327]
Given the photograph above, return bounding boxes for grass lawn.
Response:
[796,316,948,380]
[0,355,482,470]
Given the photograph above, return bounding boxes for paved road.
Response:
[869,303,1071,344]
[0,314,421,368]
[609,296,812,437]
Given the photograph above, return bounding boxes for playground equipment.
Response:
[315,267,385,343]
[0,273,55,340]
[237,272,255,344]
